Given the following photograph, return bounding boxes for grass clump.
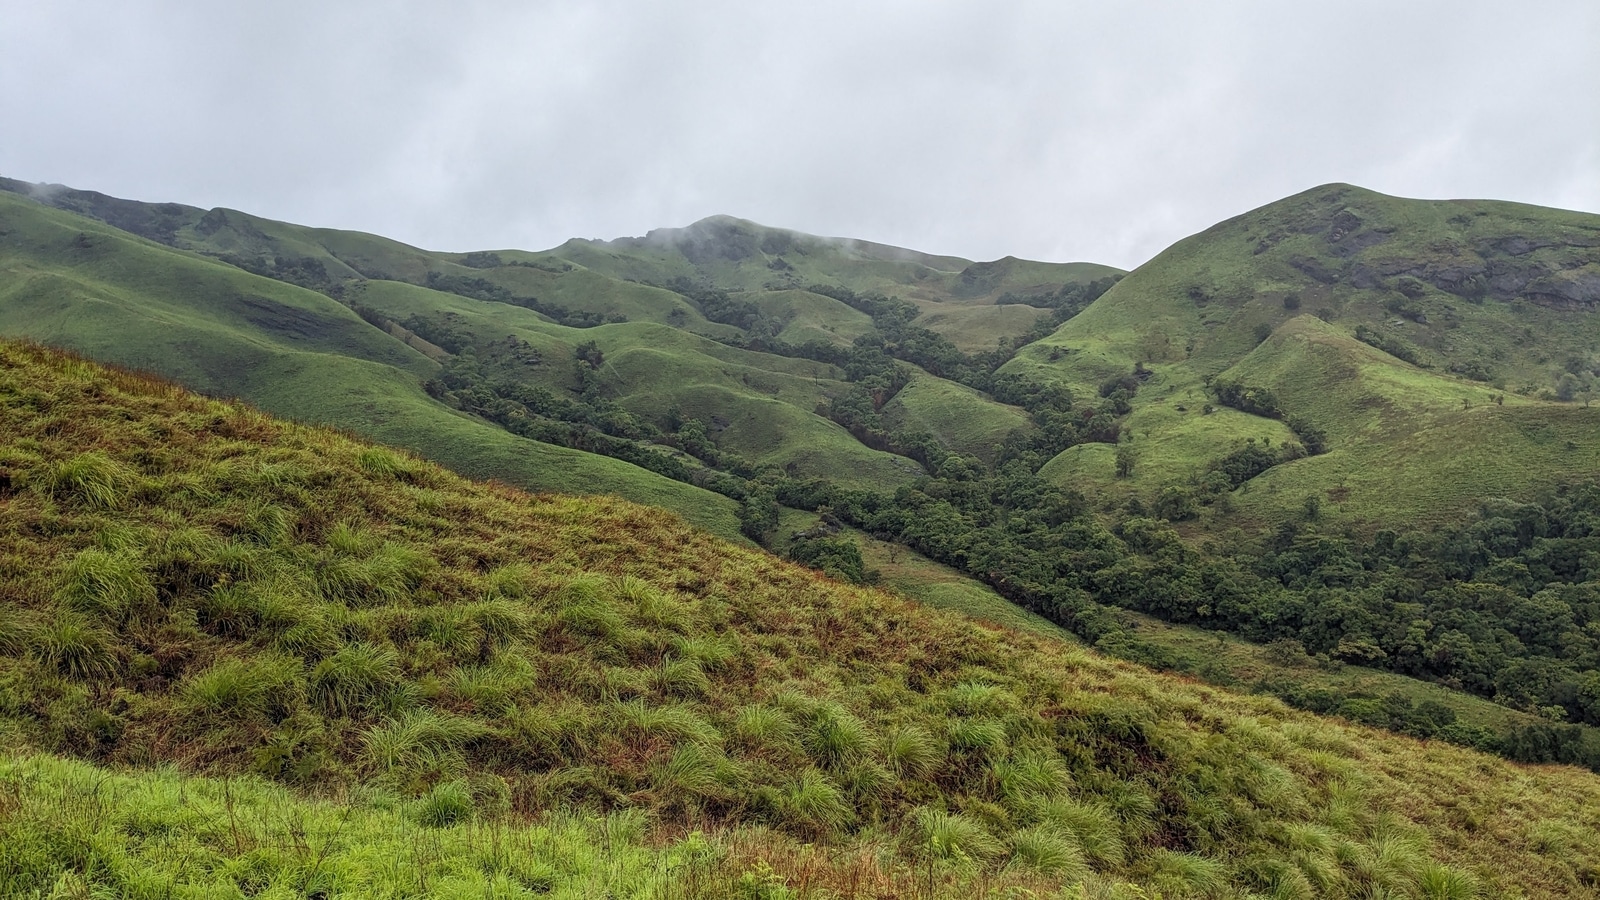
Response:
[45,452,132,508]
[310,642,401,716]
[179,654,302,722]
[55,548,156,624]
[31,612,117,681]
[913,808,1005,866]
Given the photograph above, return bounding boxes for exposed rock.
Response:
[1288,255,1341,284]
[1523,265,1600,309]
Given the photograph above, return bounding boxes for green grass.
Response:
[6,339,1600,897]
[1222,317,1600,530]
[0,752,699,899]
[747,289,876,347]
[880,373,1034,465]
[909,301,1051,352]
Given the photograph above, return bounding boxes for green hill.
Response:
[1008,183,1600,531]
[0,188,746,541]
[3,338,1599,897]
[0,177,1119,513]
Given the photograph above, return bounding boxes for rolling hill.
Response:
[1005,183,1600,530]
[2,338,1599,897]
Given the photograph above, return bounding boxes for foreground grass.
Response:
[3,340,1600,897]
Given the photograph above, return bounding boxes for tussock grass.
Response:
[45,451,132,509]
[31,612,117,681]
[55,547,155,623]
[913,808,1005,866]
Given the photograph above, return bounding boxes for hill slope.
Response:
[4,339,1600,896]
[0,178,1119,533]
[1008,183,1600,530]
[0,188,750,540]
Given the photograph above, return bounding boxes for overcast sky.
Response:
[2,1,1596,270]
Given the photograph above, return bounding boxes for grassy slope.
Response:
[0,179,1127,505]
[741,288,877,347]
[1010,183,1600,531]
[4,340,1600,897]
[880,372,1034,465]
[0,192,745,541]
[350,281,917,489]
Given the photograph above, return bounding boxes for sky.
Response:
[2,1,1596,270]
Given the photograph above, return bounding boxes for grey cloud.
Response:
[2,0,1595,269]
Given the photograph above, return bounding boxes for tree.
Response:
[1115,445,1136,478]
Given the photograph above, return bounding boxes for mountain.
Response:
[2,338,1598,897]
[1006,183,1600,531]
[0,184,754,541]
